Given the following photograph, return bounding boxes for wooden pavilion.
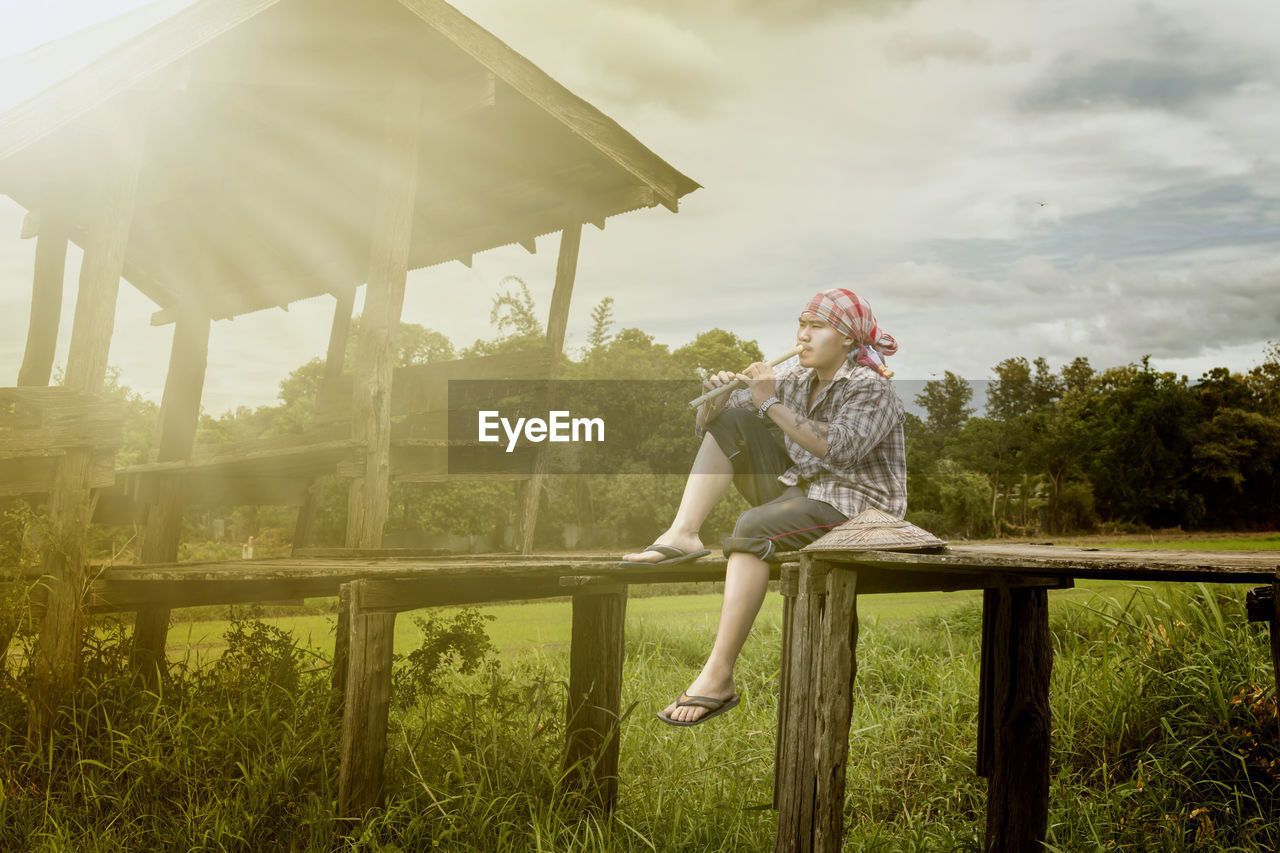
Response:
[0,0,697,723]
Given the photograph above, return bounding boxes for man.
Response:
[620,288,906,725]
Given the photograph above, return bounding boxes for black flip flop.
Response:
[657,693,741,727]
[618,544,711,567]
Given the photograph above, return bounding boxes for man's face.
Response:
[796,313,855,369]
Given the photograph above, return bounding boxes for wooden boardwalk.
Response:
[775,544,1280,853]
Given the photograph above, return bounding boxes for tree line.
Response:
[83,280,1280,550]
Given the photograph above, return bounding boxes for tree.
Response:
[584,297,615,354]
[915,371,973,436]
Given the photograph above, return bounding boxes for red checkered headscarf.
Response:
[801,288,897,378]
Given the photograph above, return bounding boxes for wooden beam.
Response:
[984,586,1052,853]
[516,222,582,554]
[17,223,69,387]
[774,556,827,852]
[812,567,859,852]
[345,67,423,549]
[337,581,397,816]
[562,585,627,812]
[132,307,211,684]
[29,113,144,742]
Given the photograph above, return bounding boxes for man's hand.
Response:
[738,362,777,407]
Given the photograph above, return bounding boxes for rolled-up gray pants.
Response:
[704,407,847,563]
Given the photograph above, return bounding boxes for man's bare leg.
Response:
[662,551,770,722]
[621,432,735,563]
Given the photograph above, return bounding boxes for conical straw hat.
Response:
[802,508,947,552]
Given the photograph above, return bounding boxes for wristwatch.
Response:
[757,395,781,419]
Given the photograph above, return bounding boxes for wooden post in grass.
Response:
[132,305,211,686]
[17,219,69,387]
[774,562,799,809]
[983,585,1052,853]
[515,222,582,554]
[976,587,998,777]
[338,580,398,816]
[29,114,144,741]
[811,565,859,852]
[562,583,627,811]
[774,555,828,853]
[345,65,422,551]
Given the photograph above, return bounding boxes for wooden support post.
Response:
[984,586,1052,853]
[976,587,997,778]
[562,584,627,812]
[515,222,582,554]
[295,292,355,552]
[774,555,828,853]
[30,116,144,742]
[338,581,398,816]
[774,562,798,809]
[17,223,68,387]
[331,582,352,700]
[1272,573,1280,743]
[132,308,211,685]
[346,71,422,549]
[812,566,858,853]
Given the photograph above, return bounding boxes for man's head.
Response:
[796,288,897,377]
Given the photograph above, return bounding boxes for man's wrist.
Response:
[757,395,782,419]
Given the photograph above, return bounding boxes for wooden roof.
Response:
[0,0,699,322]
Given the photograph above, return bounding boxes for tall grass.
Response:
[2,582,1278,851]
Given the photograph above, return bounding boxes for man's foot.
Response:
[660,674,736,724]
[621,531,706,565]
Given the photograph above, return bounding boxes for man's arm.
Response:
[765,378,902,465]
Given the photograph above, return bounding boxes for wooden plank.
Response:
[346,66,423,549]
[774,555,827,853]
[562,585,627,812]
[323,290,356,394]
[337,581,397,816]
[803,545,1280,584]
[17,224,68,387]
[812,565,858,853]
[517,222,581,554]
[132,309,210,684]
[396,0,697,212]
[984,586,1052,853]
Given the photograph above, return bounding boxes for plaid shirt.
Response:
[703,361,907,518]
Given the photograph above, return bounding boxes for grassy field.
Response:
[3,532,1279,851]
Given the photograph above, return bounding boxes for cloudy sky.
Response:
[2,0,1278,413]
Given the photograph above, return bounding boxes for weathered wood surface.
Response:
[0,388,123,455]
[562,585,627,812]
[803,544,1280,583]
[346,66,423,550]
[337,581,397,816]
[774,563,798,809]
[29,112,143,741]
[518,222,582,554]
[983,586,1052,853]
[132,309,210,683]
[812,565,858,853]
[774,556,827,853]
[17,225,68,387]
